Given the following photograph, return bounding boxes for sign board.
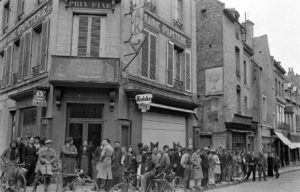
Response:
[130,0,145,52]
[66,0,113,9]
[144,12,191,48]
[32,90,47,107]
[135,94,153,112]
[205,67,224,96]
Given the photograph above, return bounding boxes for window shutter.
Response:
[185,51,191,91]
[149,34,156,80]
[141,31,149,77]
[5,46,12,86]
[18,36,24,80]
[90,16,101,57]
[78,16,89,56]
[167,41,174,86]
[40,20,49,72]
[23,32,32,79]
[2,50,7,87]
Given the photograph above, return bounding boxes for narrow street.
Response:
[207,170,300,192]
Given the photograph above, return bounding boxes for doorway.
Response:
[67,103,103,149]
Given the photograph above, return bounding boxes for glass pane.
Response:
[69,123,83,150]
[20,107,37,137]
[88,124,102,148]
[69,104,103,119]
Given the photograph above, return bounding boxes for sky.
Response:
[222,0,300,74]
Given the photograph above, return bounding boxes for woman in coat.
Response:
[61,137,78,186]
[213,150,221,183]
[78,140,92,176]
[191,147,203,188]
[208,149,216,186]
[174,146,184,178]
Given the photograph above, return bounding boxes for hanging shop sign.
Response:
[143,11,191,48]
[65,0,114,9]
[32,89,47,107]
[130,0,145,52]
[135,94,153,112]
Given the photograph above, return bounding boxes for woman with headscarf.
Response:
[1,141,20,182]
[61,137,78,186]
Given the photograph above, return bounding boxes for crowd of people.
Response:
[1,136,283,192]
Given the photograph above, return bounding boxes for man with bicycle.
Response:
[1,141,20,185]
[156,145,171,174]
[37,140,58,175]
[140,151,156,192]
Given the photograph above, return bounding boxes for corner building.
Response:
[0,0,198,152]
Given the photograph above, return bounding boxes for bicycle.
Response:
[0,163,27,192]
[60,169,98,192]
[110,170,173,192]
[32,164,60,192]
[162,171,183,192]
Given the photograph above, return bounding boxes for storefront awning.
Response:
[150,103,196,114]
[274,132,297,149]
[292,143,300,148]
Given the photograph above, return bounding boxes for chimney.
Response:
[242,20,254,48]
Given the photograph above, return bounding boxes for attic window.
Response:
[201,9,207,17]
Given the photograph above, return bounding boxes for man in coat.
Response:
[111,141,122,186]
[224,149,233,182]
[273,154,281,178]
[23,137,37,186]
[97,139,114,192]
[200,147,209,188]
[141,152,156,192]
[267,153,274,177]
[257,152,267,181]
[244,152,257,181]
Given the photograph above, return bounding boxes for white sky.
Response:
[222,0,300,74]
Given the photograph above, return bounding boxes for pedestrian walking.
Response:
[244,152,257,182]
[273,154,281,178]
[191,147,203,189]
[267,153,274,177]
[257,152,267,181]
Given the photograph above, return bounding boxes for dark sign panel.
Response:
[50,56,119,84]
[144,11,191,48]
[66,0,113,9]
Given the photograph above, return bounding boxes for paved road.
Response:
[207,170,300,192]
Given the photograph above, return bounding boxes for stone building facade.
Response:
[0,0,198,152]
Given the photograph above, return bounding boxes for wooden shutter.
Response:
[40,20,49,72]
[18,37,24,81]
[167,41,174,86]
[141,31,149,77]
[1,50,6,87]
[149,34,156,80]
[5,46,12,86]
[90,16,101,57]
[185,51,191,91]
[78,16,88,56]
[23,32,32,79]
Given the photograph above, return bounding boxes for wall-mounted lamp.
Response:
[55,88,62,110]
[109,90,116,112]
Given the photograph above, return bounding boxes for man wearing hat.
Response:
[140,151,156,192]
[36,140,58,177]
[181,146,193,191]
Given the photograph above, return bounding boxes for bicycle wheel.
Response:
[110,183,135,192]
[152,179,172,192]
[33,175,60,192]
[11,175,26,192]
[72,178,98,192]
[172,176,183,192]
[0,172,8,192]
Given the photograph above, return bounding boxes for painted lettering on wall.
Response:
[67,0,112,9]
[144,11,191,48]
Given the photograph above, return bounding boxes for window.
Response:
[275,78,278,96]
[32,25,42,70]
[23,32,32,79]
[185,51,191,91]
[201,9,207,18]
[174,0,183,22]
[69,104,103,119]
[262,96,267,121]
[141,30,156,80]
[19,107,37,138]
[167,41,174,86]
[0,51,6,87]
[17,0,24,21]
[244,96,248,115]
[5,46,12,86]
[174,49,182,81]
[18,37,24,81]
[232,132,246,151]
[12,40,20,83]
[235,23,240,39]
[72,15,105,57]
[2,1,10,34]
[236,86,241,114]
[235,47,240,77]
[0,51,4,82]
[244,60,247,85]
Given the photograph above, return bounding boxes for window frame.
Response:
[141,29,157,80]
[185,50,191,92]
[166,41,174,86]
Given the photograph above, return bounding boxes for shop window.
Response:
[19,107,37,137]
[2,1,10,34]
[141,30,156,80]
[69,104,103,119]
[72,15,105,57]
[232,132,246,151]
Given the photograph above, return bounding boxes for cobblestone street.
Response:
[207,170,300,192]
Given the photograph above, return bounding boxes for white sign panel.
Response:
[32,90,47,107]
[135,94,153,112]
[205,67,223,96]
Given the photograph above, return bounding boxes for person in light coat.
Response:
[181,147,193,191]
[97,139,114,192]
[191,147,203,188]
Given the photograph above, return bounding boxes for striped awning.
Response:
[275,132,296,149]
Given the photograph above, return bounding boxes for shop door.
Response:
[68,122,102,150]
[67,104,103,149]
